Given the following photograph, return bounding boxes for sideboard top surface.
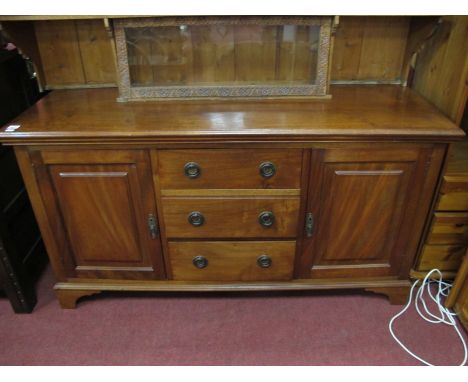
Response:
[0,85,464,145]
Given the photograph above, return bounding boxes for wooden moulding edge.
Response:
[54,278,411,293]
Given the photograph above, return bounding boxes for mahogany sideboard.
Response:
[0,85,464,308]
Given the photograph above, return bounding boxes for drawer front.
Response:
[162,197,300,238]
[169,241,296,281]
[437,174,468,211]
[418,245,466,271]
[427,213,468,245]
[157,149,302,190]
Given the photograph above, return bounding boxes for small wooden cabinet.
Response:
[0,86,464,308]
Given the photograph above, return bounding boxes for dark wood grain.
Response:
[2,84,462,308]
[157,149,303,190]
[161,197,300,239]
[299,146,441,279]
[49,165,147,265]
[169,241,296,281]
[30,149,166,280]
[0,85,464,145]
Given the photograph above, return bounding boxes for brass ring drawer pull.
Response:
[259,161,276,178]
[192,256,208,269]
[258,211,275,227]
[257,255,272,268]
[184,162,201,178]
[188,211,205,226]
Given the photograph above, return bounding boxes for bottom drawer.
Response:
[418,244,466,271]
[169,241,296,281]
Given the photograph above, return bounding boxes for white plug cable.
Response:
[388,268,468,366]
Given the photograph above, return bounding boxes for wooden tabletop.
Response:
[0,85,464,145]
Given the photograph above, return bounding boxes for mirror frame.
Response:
[114,16,333,101]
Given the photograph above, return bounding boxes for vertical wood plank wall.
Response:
[2,15,466,127]
[411,16,468,125]
[4,16,411,89]
[34,19,117,88]
[332,16,410,82]
[76,20,117,85]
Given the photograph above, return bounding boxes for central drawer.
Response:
[169,241,296,281]
[161,197,300,238]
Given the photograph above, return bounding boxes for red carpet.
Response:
[0,266,466,365]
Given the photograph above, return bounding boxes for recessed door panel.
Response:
[50,165,145,265]
[317,163,410,265]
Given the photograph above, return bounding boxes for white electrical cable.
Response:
[388,268,468,366]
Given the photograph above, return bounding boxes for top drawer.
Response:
[156,149,303,190]
[437,174,468,211]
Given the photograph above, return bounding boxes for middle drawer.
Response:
[161,197,300,238]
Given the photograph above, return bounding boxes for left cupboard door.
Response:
[31,150,165,280]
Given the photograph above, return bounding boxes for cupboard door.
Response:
[34,150,165,279]
[298,147,443,279]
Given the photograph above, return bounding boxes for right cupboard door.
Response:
[297,145,445,279]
